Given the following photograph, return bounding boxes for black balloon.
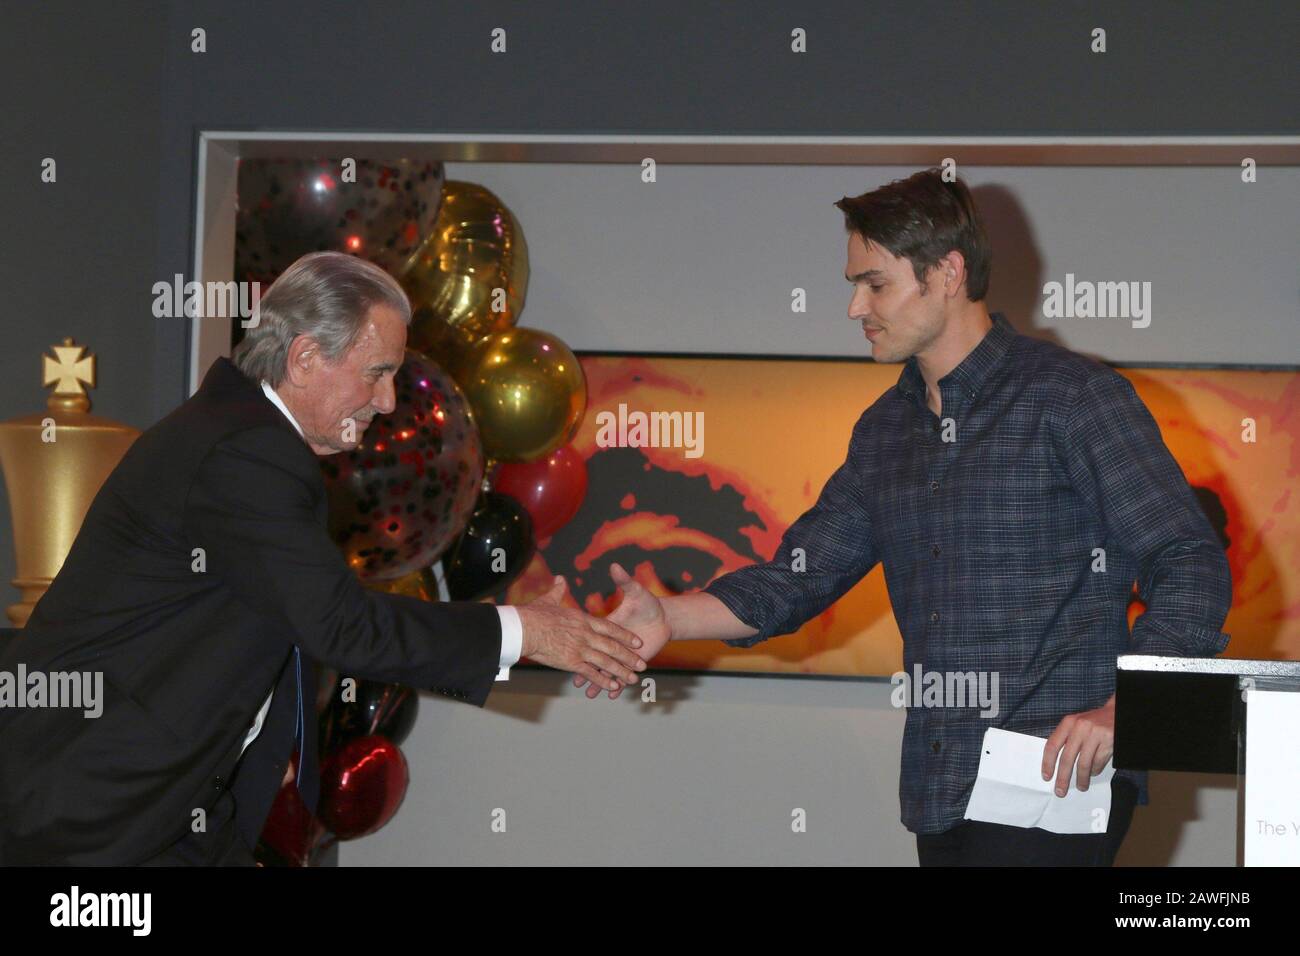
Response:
[320,680,420,752]
[443,492,536,601]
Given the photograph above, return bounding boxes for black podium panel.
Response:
[1114,668,1241,773]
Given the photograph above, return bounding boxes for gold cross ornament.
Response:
[43,338,96,397]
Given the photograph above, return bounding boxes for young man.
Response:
[577,168,1232,866]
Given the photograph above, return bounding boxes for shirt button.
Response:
[930,611,940,623]
[929,480,940,493]
[932,544,941,557]
[931,741,942,753]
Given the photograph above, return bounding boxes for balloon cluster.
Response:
[256,667,419,867]
[235,167,595,865]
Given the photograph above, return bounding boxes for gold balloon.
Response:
[459,329,586,463]
[363,568,439,600]
[397,181,530,371]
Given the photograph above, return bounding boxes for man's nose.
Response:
[848,288,869,322]
[373,377,397,415]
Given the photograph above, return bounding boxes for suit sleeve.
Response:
[1061,369,1232,658]
[184,425,502,705]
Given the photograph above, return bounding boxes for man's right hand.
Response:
[573,561,672,700]
[517,576,647,693]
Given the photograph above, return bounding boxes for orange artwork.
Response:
[505,356,1299,676]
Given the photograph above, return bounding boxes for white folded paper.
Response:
[963,727,1114,834]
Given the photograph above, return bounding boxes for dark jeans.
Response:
[916,779,1139,866]
[138,789,256,866]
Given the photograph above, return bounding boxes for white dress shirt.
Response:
[237,381,523,757]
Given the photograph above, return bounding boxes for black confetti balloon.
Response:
[234,157,445,281]
[321,350,483,581]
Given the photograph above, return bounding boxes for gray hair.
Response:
[232,251,411,387]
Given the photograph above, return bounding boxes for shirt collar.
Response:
[260,380,305,438]
[896,312,1014,406]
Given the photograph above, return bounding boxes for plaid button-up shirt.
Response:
[704,312,1233,835]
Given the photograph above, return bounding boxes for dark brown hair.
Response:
[834,167,991,301]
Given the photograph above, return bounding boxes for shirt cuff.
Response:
[495,605,523,681]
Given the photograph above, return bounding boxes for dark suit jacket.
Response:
[0,357,502,865]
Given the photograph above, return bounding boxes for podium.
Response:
[1115,654,1300,866]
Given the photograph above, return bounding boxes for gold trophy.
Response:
[0,339,139,627]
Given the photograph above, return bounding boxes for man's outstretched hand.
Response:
[517,575,647,693]
[572,562,672,700]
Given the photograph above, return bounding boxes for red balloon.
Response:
[259,777,322,866]
[492,445,588,539]
[317,735,409,840]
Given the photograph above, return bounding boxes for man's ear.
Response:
[940,250,966,297]
[283,334,320,387]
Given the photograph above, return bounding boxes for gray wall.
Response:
[1,0,1295,866]
[434,161,1299,362]
[346,672,1239,866]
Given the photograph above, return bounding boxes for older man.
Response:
[0,251,645,866]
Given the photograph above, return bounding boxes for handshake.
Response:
[515,562,672,698]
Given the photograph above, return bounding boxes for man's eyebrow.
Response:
[845,269,886,283]
[367,362,400,373]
